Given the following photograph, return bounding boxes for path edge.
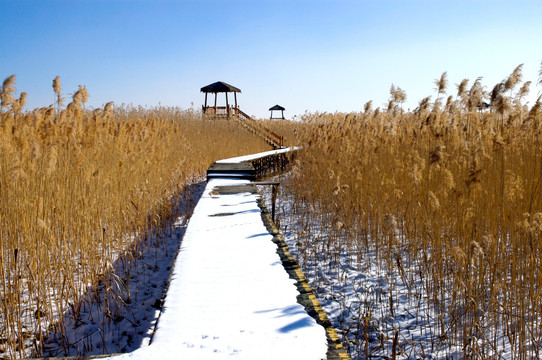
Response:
[256,191,351,360]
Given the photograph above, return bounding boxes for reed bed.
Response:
[280,64,542,359]
[0,75,270,358]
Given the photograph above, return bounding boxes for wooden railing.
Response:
[202,106,233,118]
[248,149,297,180]
[234,108,284,149]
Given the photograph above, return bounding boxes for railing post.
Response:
[271,184,278,222]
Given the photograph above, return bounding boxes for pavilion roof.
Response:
[201,81,241,93]
[269,104,285,111]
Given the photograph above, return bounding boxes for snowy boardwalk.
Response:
[115,155,347,359]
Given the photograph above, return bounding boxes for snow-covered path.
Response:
[115,176,330,359]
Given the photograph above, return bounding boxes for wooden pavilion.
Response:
[269,105,285,120]
[200,81,286,149]
[201,81,241,119]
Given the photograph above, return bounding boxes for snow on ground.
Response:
[258,174,466,360]
[41,182,206,357]
[216,147,299,164]
[114,177,328,359]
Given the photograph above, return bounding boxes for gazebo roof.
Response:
[269,104,285,111]
[201,81,241,93]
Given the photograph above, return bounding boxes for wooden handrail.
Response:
[235,108,283,148]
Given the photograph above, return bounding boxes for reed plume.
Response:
[417,96,431,114]
[518,81,531,101]
[53,75,64,108]
[504,63,523,92]
[434,71,448,99]
[490,82,504,105]
[363,100,372,114]
[456,79,469,99]
[391,84,407,104]
[467,77,484,111]
[1,74,16,109]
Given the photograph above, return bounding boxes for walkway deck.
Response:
[114,151,348,359]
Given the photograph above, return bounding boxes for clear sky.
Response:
[1,0,541,119]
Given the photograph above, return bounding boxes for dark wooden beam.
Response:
[226,92,229,117]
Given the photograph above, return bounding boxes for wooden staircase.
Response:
[233,108,284,149]
[202,106,285,149]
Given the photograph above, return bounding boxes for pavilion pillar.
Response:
[214,93,217,114]
[226,92,230,118]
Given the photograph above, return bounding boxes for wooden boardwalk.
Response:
[102,149,348,359]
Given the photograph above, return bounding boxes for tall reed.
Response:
[282,64,542,358]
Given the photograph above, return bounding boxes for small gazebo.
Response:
[201,81,241,119]
[269,105,285,120]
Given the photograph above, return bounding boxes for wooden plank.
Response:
[206,162,256,180]
[207,162,255,172]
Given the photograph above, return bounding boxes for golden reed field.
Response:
[282,64,542,358]
[1,62,542,359]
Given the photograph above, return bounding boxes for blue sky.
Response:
[1,0,541,118]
